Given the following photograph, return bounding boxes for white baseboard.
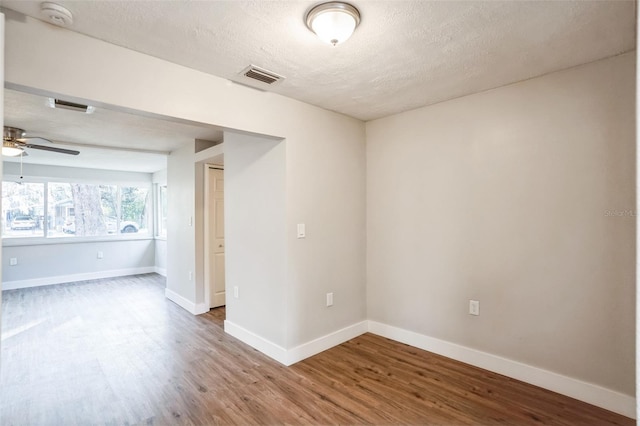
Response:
[194,302,209,315]
[2,267,156,291]
[368,321,635,419]
[164,288,209,315]
[154,266,167,277]
[224,320,289,365]
[286,321,368,365]
[224,320,367,366]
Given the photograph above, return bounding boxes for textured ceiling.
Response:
[0,1,635,172]
[0,0,635,122]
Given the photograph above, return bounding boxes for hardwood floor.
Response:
[0,274,633,425]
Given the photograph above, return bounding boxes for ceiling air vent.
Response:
[239,65,284,86]
[48,98,95,114]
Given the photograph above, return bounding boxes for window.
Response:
[2,180,151,240]
[121,186,149,235]
[157,184,167,237]
[2,182,45,238]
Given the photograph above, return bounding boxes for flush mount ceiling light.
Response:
[305,2,361,46]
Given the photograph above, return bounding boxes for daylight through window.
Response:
[2,181,151,239]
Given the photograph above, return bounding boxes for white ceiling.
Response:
[4,89,223,173]
[0,1,635,172]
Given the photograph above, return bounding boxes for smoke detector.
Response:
[40,2,73,27]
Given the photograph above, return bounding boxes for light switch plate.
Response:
[326,292,334,307]
[297,223,306,239]
[469,300,480,316]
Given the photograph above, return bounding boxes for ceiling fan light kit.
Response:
[2,141,24,157]
[2,126,80,157]
[3,127,27,157]
[305,2,361,46]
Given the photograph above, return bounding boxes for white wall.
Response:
[2,239,155,290]
[194,145,224,304]
[2,162,157,288]
[285,116,367,348]
[224,132,287,347]
[194,161,205,303]
[3,12,366,356]
[2,8,635,416]
[152,168,167,276]
[3,162,152,184]
[166,143,196,303]
[154,239,167,276]
[152,169,167,185]
[366,53,635,397]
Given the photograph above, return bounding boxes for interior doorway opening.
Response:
[204,165,225,310]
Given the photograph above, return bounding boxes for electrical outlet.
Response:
[326,292,334,307]
[469,300,480,316]
[97,251,104,259]
[9,258,17,266]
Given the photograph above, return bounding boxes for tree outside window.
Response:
[121,186,149,234]
[2,182,45,237]
[2,181,151,239]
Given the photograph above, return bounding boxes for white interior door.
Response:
[208,167,225,308]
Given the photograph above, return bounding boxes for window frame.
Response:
[155,183,167,239]
[2,176,154,246]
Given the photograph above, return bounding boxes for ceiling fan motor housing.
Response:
[4,126,26,142]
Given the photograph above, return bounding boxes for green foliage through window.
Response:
[2,181,151,239]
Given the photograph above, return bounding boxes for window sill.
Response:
[2,235,154,247]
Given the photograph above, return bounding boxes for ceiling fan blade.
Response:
[26,144,80,155]
[17,137,53,144]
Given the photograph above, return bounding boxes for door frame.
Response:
[203,163,224,310]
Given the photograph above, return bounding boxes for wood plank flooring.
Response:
[0,274,633,425]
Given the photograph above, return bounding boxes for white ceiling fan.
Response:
[3,126,80,157]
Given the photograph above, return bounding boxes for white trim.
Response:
[203,164,226,312]
[224,320,367,366]
[368,321,636,419]
[194,303,209,315]
[203,164,212,312]
[286,321,368,365]
[154,266,167,277]
[2,266,156,290]
[194,143,224,163]
[224,320,289,365]
[164,288,208,315]
[2,235,154,247]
